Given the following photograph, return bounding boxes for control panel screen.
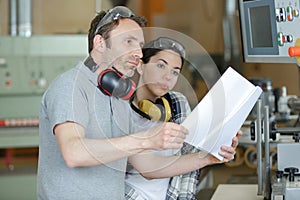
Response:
[250,6,273,48]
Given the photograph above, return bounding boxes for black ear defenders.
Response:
[98,67,136,100]
[84,56,136,100]
[130,96,172,122]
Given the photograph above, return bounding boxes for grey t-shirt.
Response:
[37,61,131,200]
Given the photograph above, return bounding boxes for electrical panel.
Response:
[0,35,88,119]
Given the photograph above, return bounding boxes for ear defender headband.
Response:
[130,97,172,122]
[97,67,136,100]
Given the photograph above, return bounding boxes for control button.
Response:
[30,79,37,86]
[277,32,284,46]
[293,9,299,17]
[0,58,6,66]
[5,80,12,86]
[286,35,293,43]
[38,78,47,88]
[287,7,294,21]
[288,46,300,57]
[276,8,286,22]
[280,7,286,22]
[276,8,281,22]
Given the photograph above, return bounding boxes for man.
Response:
[37,6,189,200]
[37,6,238,200]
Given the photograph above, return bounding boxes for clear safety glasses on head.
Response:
[144,37,186,58]
[94,6,135,36]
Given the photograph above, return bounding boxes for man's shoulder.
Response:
[58,66,81,81]
[42,67,80,98]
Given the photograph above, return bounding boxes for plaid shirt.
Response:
[125,91,200,200]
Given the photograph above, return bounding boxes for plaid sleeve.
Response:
[166,143,200,200]
[125,184,147,200]
[165,92,201,200]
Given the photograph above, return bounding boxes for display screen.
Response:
[249,6,273,48]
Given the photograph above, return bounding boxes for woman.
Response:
[125,37,201,200]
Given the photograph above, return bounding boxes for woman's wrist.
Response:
[198,151,219,167]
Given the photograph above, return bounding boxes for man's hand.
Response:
[139,122,189,150]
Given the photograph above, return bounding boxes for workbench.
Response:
[211,184,264,200]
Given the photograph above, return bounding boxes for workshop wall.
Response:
[1,0,299,97]
[142,0,300,97]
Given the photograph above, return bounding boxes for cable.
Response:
[244,146,257,169]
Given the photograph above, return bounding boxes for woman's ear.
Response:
[93,35,106,52]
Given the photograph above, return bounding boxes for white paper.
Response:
[182,67,262,160]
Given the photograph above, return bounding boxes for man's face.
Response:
[104,18,144,77]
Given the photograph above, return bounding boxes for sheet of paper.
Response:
[182,67,262,160]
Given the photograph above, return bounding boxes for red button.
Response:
[288,46,300,57]
[5,80,11,86]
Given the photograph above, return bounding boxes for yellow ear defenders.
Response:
[130,97,172,122]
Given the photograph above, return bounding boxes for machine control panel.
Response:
[0,35,88,120]
[0,35,87,95]
[238,0,300,63]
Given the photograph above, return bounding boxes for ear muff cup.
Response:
[138,97,172,122]
[98,69,136,100]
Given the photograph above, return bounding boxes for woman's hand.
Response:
[199,130,243,164]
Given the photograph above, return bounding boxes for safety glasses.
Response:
[144,37,186,58]
[94,6,135,36]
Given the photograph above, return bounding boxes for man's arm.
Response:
[128,131,242,179]
[54,121,188,168]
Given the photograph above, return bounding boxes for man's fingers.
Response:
[165,142,183,149]
[167,135,186,144]
[166,130,187,139]
[162,123,189,139]
[167,123,189,135]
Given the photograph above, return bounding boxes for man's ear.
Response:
[93,35,106,52]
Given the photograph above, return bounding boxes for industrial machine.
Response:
[252,99,300,200]
[0,35,88,169]
[237,0,300,199]
[1,0,88,141]
[274,143,300,200]
[0,0,89,170]
[0,35,87,139]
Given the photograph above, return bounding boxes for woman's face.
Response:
[138,49,182,98]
